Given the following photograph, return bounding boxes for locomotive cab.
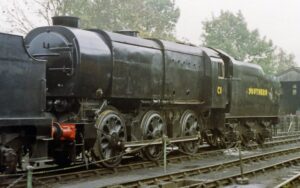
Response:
[202,48,230,109]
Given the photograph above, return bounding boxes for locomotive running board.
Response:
[124,135,200,148]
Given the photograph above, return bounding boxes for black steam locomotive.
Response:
[0,16,280,171]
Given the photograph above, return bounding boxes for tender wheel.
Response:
[255,124,269,145]
[204,130,218,147]
[141,111,166,161]
[204,130,225,148]
[216,134,227,148]
[0,147,17,173]
[237,123,254,147]
[179,110,201,154]
[241,135,251,146]
[256,133,265,145]
[240,129,254,147]
[93,110,126,168]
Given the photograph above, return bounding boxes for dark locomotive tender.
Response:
[0,16,280,171]
[0,33,52,173]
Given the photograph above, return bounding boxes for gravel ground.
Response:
[55,141,300,188]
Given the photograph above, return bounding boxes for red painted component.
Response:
[60,123,76,140]
[52,123,76,141]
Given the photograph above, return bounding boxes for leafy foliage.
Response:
[3,0,180,40]
[273,48,296,73]
[74,0,180,40]
[202,11,295,74]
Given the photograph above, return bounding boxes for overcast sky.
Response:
[175,0,300,64]
[1,0,299,64]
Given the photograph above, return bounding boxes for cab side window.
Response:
[217,61,225,78]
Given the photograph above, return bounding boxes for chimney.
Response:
[52,16,80,28]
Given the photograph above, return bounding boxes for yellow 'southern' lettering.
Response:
[247,87,268,96]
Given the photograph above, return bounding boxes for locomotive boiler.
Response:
[24,16,280,167]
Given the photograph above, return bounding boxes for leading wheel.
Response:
[141,111,166,161]
[179,110,201,154]
[93,110,126,168]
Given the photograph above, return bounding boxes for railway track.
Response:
[108,146,300,188]
[276,130,300,136]
[1,134,300,188]
[275,171,300,188]
[272,133,300,141]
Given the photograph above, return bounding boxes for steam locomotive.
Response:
[0,16,280,172]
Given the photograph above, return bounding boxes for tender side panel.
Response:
[229,61,279,117]
[0,33,46,118]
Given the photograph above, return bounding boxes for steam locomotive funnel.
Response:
[52,16,80,28]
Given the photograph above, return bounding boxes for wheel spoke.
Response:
[104,149,112,159]
[115,124,121,133]
[93,109,126,168]
[179,111,201,154]
[142,111,165,161]
[149,146,156,155]
[103,124,110,134]
[101,142,109,149]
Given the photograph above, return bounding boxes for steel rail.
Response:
[109,146,300,188]
[188,156,300,188]
[0,132,297,176]
[1,135,300,188]
[274,172,300,188]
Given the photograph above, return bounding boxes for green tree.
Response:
[273,49,296,73]
[202,11,295,74]
[4,0,180,40]
[76,0,180,40]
